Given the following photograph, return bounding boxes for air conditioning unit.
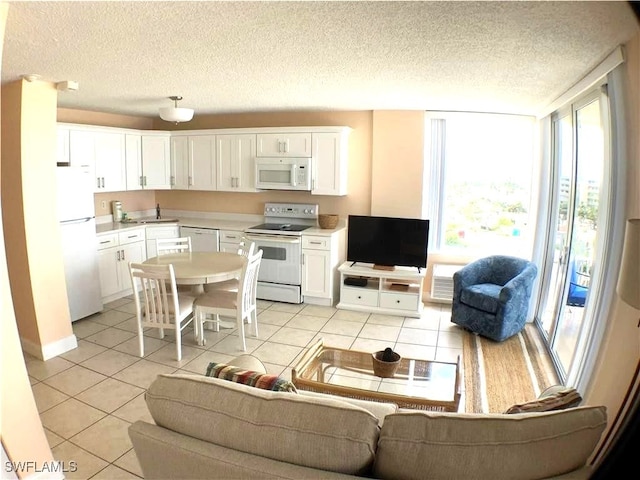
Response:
[430,264,464,303]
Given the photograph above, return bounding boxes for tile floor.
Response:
[25,297,462,479]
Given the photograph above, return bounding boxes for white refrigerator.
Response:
[56,167,103,321]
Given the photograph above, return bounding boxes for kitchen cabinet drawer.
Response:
[340,287,378,307]
[96,233,118,250]
[145,226,179,239]
[146,225,180,258]
[220,230,244,243]
[302,235,330,250]
[119,228,146,245]
[380,292,419,311]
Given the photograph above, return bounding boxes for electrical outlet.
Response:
[101,201,106,209]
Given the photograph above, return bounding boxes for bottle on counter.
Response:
[156,203,161,220]
[112,201,123,222]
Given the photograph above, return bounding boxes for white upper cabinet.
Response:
[189,135,217,191]
[125,134,142,190]
[170,135,216,190]
[311,128,350,196]
[56,125,70,165]
[216,134,257,192]
[141,133,171,190]
[69,129,96,170]
[256,132,312,157]
[125,133,171,191]
[170,136,189,189]
[94,131,126,192]
[59,124,350,196]
[67,128,126,192]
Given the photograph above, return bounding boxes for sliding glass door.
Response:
[536,89,608,380]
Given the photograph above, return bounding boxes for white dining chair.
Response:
[156,237,192,255]
[128,262,196,361]
[203,237,256,293]
[156,237,193,293]
[194,249,263,351]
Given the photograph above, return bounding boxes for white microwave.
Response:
[255,157,312,191]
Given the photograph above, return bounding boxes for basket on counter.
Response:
[372,349,402,378]
[318,214,339,229]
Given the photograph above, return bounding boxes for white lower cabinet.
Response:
[97,228,146,303]
[219,229,245,252]
[302,231,345,306]
[145,225,180,258]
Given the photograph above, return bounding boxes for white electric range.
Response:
[245,202,318,304]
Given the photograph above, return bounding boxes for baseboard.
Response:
[21,334,78,361]
[303,296,333,306]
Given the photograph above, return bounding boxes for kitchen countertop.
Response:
[96,216,345,236]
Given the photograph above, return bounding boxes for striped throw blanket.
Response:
[205,362,298,393]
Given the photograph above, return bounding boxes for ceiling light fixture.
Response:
[22,74,41,82]
[56,80,79,91]
[159,95,194,124]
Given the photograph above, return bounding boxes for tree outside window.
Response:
[430,112,536,257]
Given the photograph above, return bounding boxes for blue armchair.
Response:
[451,255,538,342]
[567,260,588,307]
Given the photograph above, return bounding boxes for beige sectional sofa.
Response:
[129,359,607,480]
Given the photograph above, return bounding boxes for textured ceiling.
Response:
[2,1,638,118]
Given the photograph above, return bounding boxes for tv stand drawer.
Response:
[341,287,378,307]
[380,292,419,311]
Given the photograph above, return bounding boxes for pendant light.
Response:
[159,95,194,124]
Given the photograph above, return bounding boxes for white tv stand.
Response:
[337,262,425,318]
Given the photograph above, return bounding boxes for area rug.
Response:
[462,324,559,413]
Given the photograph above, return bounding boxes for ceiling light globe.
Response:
[159,106,194,123]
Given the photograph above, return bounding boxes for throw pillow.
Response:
[504,386,582,414]
[205,362,298,393]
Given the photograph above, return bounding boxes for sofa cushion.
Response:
[229,354,267,373]
[460,283,502,313]
[205,362,297,392]
[374,406,607,480]
[505,386,582,414]
[145,373,381,476]
[298,390,397,426]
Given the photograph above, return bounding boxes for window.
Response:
[425,112,537,257]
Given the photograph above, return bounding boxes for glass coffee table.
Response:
[291,340,462,412]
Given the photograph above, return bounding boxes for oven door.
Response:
[245,234,302,285]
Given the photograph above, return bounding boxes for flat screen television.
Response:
[347,215,430,270]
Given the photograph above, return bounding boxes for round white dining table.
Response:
[142,251,245,294]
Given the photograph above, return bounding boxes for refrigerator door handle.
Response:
[60,217,94,225]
